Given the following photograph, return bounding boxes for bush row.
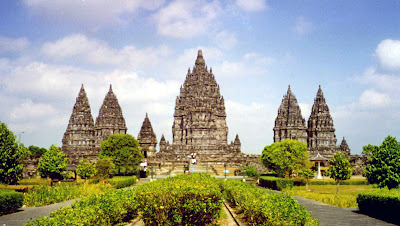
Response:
[26,188,137,225]
[0,189,24,216]
[107,176,136,189]
[134,173,222,225]
[221,180,318,225]
[259,176,294,190]
[309,180,368,185]
[357,189,400,224]
[24,183,114,207]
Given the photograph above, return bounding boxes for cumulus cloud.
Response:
[294,16,313,35]
[23,0,165,29]
[9,99,58,120]
[359,89,390,108]
[0,36,30,53]
[41,34,173,70]
[152,0,222,38]
[375,39,400,72]
[236,0,267,12]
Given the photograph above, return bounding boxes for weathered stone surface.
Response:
[137,113,157,158]
[94,84,127,146]
[338,137,351,156]
[274,86,307,143]
[61,84,98,170]
[307,86,338,157]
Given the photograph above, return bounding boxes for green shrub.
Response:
[357,189,400,224]
[259,176,294,190]
[24,183,113,207]
[107,176,136,189]
[135,173,222,225]
[26,188,137,225]
[221,180,318,225]
[0,189,24,216]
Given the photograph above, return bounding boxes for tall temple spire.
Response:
[307,86,337,156]
[137,113,157,158]
[172,49,232,152]
[62,84,96,170]
[273,85,307,143]
[94,85,127,146]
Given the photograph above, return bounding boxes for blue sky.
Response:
[1,0,400,155]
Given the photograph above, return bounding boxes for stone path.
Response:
[0,199,79,226]
[290,195,396,226]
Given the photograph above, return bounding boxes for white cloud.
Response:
[41,34,173,70]
[298,103,311,120]
[294,16,313,35]
[375,39,400,71]
[153,0,222,38]
[214,31,238,50]
[216,52,274,78]
[23,0,165,29]
[359,89,390,108]
[9,99,58,120]
[236,0,267,12]
[0,36,30,53]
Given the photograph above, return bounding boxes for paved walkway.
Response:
[0,199,79,226]
[290,195,395,226]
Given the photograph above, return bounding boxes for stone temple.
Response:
[61,84,127,169]
[137,113,157,158]
[273,85,353,158]
[273,85,307,144]
[151,50,257,166]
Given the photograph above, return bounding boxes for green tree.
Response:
[95,157,115,179]
[37,145,68,186]
[100,134,143,175]
[328,151,353,194]
[0,122,25,185]
[298,168,315,191]
[363,136,400,189]
[28,145,47,157]
[76,159,96,181]
[245,166,260,178]
[260,139,310,177]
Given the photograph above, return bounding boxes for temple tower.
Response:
[61,84,97,169]
[95,85,127,146]
[307,86,337,156]
[137,113,158,158]
[159,134,168,153]
[171,49,232,152]
[273,85,307,143]
[338,137,351,156]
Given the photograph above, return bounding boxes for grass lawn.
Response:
[285,184,376,208]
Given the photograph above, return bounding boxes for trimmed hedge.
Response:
[221,180,318,225]
[26,188,137,225]
[357,189,400,224]
[107,176,136,189]
[0,189,24,216]
[134,173,222,225]
[24,183,113,207]
[259,176,294,190]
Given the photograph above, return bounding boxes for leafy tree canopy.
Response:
[28,145,47,157]
[260,139,310,177]
[76,159,96,181]
[37,145,67,185]
[328,151,353,194]
[95,157,115,179]
[100,134,143,174]
[363,136,400,189]
[0,122,25,185]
